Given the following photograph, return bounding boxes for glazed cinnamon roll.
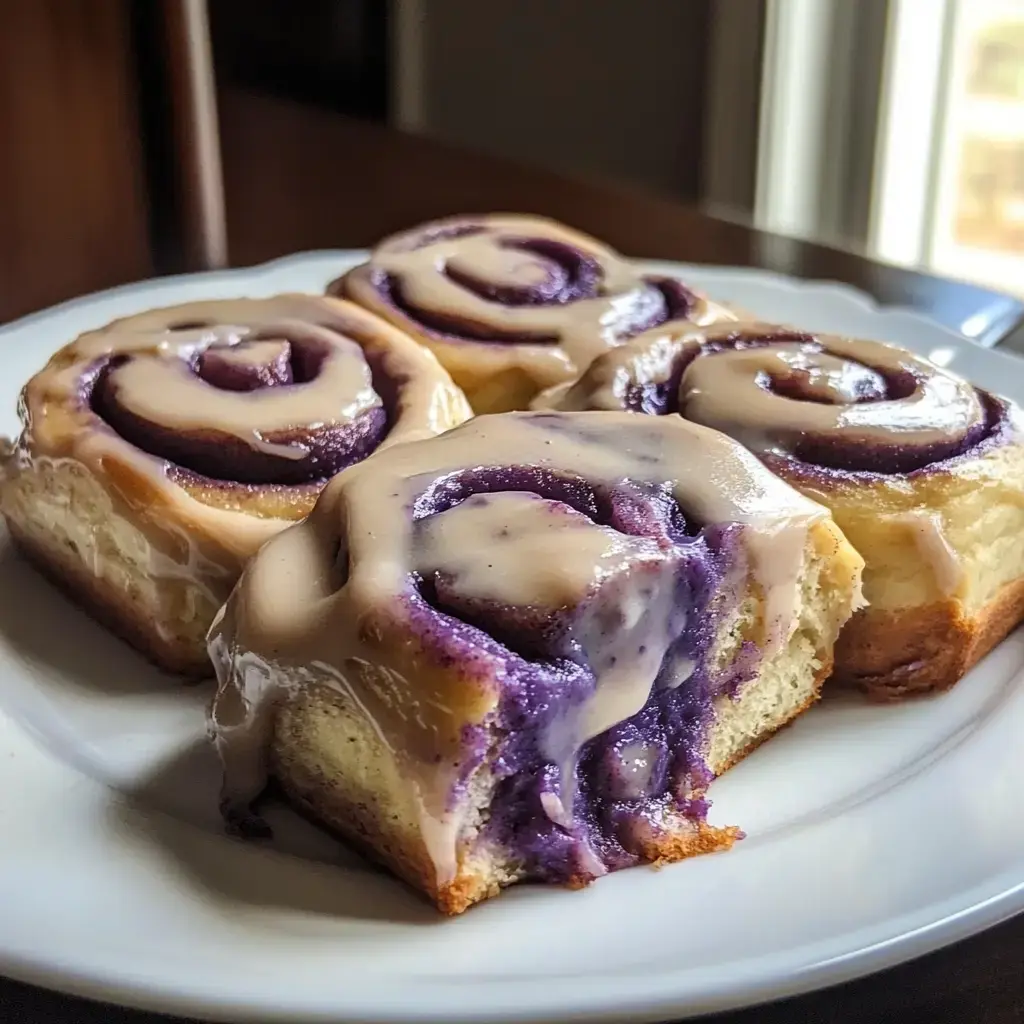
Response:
[208,411,863,913]
[331,213,737,413]
[539,321,1024,699]
[0,296,471,675]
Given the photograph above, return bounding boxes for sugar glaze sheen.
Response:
[335,213,740,411]
[208,410,864,913]
[538,319,1024,700]
[4,252,1023,1021]
[0,294,472,674]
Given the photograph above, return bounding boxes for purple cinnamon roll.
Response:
[331,213,737,413]
[208,411,863,912]
[539,320,1024,700]
[0,296,471,675]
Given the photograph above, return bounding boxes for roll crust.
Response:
[0,295,472,675]
[795,439,1024,698]
[2,458,223,676]
[335,213,737,413]
[834,581,1024,700]
[537,319,1024,699]
[207,412,863,913]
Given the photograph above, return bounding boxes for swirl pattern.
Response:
[209,412,861,906]
[333,214,737,412]
[2,295,471,673]
[24,295,472,517]
[539,321,1024,701]
[541,321,1008,474]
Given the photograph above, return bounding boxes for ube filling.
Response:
[402,466,755,884]
[766,389,1015,482]
[367,262,698,347]
[617,333,1012,476]
[78,337,404,486]
[485,524,748,883]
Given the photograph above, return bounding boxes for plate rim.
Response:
[1,251,1023,1024]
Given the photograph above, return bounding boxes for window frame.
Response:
[704,0,889,250]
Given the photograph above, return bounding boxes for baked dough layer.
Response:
[785,438,1024,699]
[207,412,863,913]
[0,295,472,674]
[3,459,219,675]
[269,519,851,913]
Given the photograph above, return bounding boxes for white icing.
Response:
[341,214,739,405]
[104,334,379,445]
[890,510,965,596]
[208,411,831,886]
[543,319,986,455]
[2,295,472,634]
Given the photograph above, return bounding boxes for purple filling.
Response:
[482,524,743,883]
[372,268,559,344]
[85,335,394,485]
[618,330,1009,475]
[767,390,1015,483]
[366,248,699,347]
[634,276,700,331]
[198,346,295,391]
[446,238,603,307]
[412,462,695,544]
[622,331,818,416]
[393,458,750,883]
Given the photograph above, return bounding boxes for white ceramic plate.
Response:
[1,253,1023,1024]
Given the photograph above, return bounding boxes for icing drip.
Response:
[889,511,965,596]
[207,410,828,885]
[414,490,688,817]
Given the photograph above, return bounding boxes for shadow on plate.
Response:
[109,737,443,926]
[0,537,201,696]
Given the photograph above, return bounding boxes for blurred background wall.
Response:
[2,0,1024,321]
[392,0,717,201]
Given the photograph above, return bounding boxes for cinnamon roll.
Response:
[0,296,471,675]
[539,321,1024,699]
[331,213,737,413]
[208,411,863,913]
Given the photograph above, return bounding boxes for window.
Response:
[731,0,1024,299]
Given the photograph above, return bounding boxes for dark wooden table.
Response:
[4,89,1023,1023]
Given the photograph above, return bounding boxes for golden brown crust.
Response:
[772,437,1024,699]
[5,520,209,677]
[835,576,1024,701]
[634,822,742,867]
[435,870,507,916]
[434,822,741,915]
